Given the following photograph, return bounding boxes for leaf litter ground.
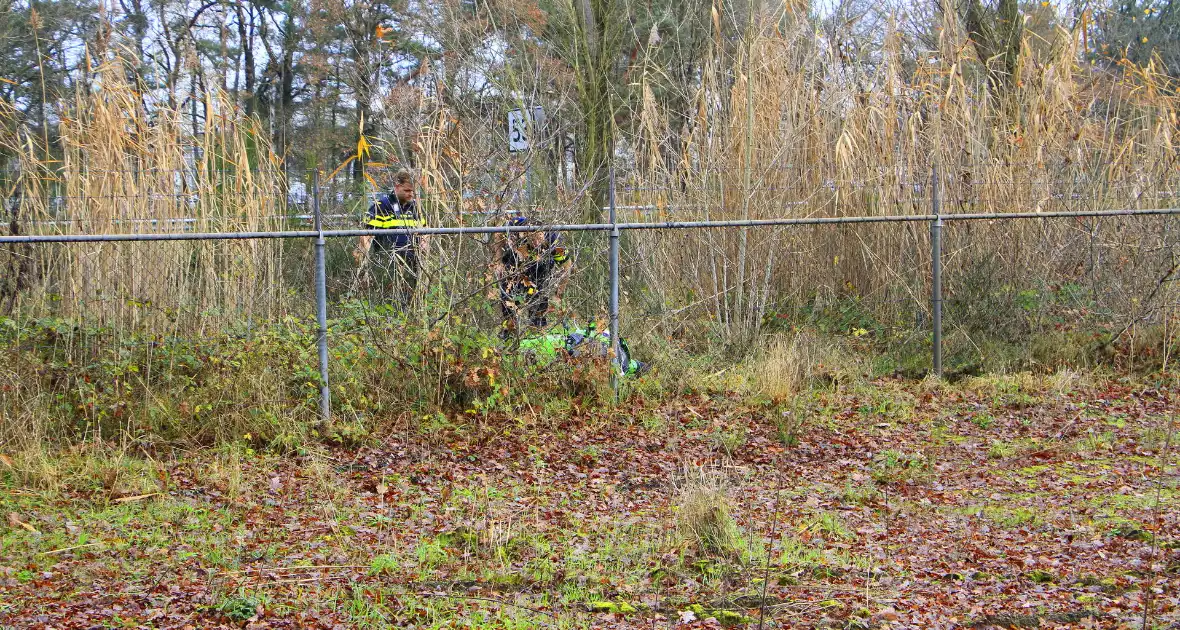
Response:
[2,375,1178,629]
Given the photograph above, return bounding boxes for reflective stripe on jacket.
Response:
[366,216,425,229]
[366,195,423,253]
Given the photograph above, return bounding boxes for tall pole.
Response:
[313,169,331,423]
[737,2,756,326]
[931,164,943,378]
[609,167,621,396]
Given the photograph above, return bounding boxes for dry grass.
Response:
[1,8,1178,462]
[743,331,851,400]
[2,445,62,491]
[0,56,302,452]
[1046,367,1094,398]
[1,55,288,331]
[621,9,1180,340]
[675,465,741,558]
[2,443,164,496]
[1,15,1173,347]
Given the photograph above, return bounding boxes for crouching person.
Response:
[519,323,648,377]
[494,215,570,336]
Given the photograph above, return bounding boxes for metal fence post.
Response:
[609,168,621,398]
[931,164,943,378]
[313,169,332,423]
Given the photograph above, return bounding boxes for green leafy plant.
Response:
[709,427,747,457]
[871,449,929,483]
[214,596,259,622]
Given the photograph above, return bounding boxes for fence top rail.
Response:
[2,207,1179,244]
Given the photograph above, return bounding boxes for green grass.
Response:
[871,449,929,483]
[1074,431,1116,454]
[2,336,1176,628]
[1138,425,1180,451]
[970,412,996,430]
[1090,488,1178,512]
[213,595,260,622]
[369,554,401,576]
[709,427,748,457]
[837,481,880,505]
[987,440,1017,459]
[809,511,853,541]
[777,534,870,575]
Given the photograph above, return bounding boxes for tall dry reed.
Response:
[1,55,288,332]
[621,9,1179,341]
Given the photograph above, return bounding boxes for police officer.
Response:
[354,170,424,308]
[495,215,570,334]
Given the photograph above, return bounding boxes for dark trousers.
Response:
[500,276,551,334]
[371,252,419,309]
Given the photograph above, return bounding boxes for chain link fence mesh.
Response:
[3,163,1179,448]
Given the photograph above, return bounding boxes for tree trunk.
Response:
[276,8,298,162]
[234,0,257,117]
[574,0,617,220]
[963,0,1023,98]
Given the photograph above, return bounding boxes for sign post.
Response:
[508,106,545,153]
[508,106,545,206]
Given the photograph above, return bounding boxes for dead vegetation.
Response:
[675,465,742,559]
[1,56,288,331]
[2,372,1176,628]
[621,11,1180,347]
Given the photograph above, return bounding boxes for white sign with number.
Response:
[508,106,545,152]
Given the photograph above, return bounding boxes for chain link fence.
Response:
[3,163,1179,447]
